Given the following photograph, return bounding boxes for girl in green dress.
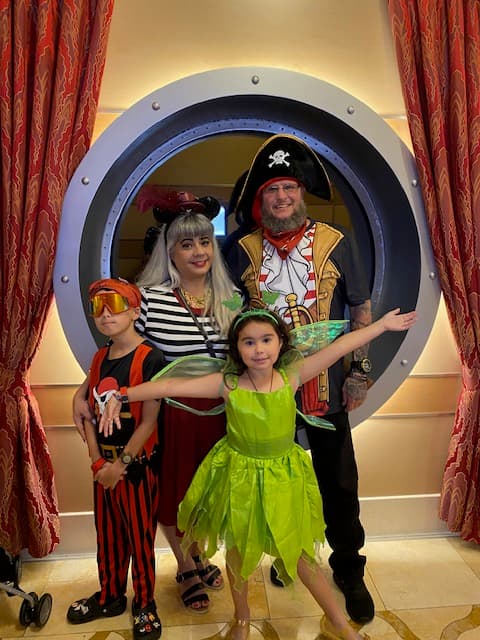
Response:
[101,307,416,640]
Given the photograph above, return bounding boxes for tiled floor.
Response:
[2,536,480,639]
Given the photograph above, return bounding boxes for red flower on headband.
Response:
[135,185,220,226]
[135,185,204,215]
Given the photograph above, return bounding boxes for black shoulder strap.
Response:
[175,288,217,358]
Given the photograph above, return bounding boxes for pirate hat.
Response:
[234,134,332,225]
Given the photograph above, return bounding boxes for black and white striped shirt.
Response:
[136,286,228,362]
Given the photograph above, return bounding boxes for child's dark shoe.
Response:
[132,600,162,640]
[270,558,293,587]
[67,592,127,623]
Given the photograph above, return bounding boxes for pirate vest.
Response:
[89,342,158,456]
[238,222,344,403]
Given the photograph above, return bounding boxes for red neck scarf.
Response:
[252,179,307,259]
[263,222,308,259]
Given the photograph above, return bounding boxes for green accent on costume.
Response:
[222,289,280,312]
[232,308,279,331]
[151,355,226,415]
[262,290,280,306]
[164,397,226,415]
[290,319,349,356]
[221,291,243,310]
[298,413,336,430]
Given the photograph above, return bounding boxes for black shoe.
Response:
[67,592,127,624]
[333,574,374,623]
[269,558,293,588]
[132,600,162,640]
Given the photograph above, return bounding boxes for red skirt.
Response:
[158,397,226,527]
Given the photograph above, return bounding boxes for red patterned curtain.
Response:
[388,1,480,541]
[0,0,114,557]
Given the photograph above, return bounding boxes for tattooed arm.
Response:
[343,299,372,411]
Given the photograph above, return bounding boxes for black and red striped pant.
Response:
[94,465,159,608]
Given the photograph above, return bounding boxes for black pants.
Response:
[304,410,366,581]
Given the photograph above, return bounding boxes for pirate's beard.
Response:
[261,200,308,234]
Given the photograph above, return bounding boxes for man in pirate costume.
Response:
[223,134,375,624]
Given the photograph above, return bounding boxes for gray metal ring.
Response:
[54,67,439,426]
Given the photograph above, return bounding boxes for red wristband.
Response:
[91,457,107,475]
[115,386,129,403]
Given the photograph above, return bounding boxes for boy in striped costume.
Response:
[67,278,164,640]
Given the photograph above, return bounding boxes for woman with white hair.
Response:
[135,189,238,614]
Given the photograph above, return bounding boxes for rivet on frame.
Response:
[347,106,355,114]
[429,272,437,280]
[400,359,408,366]
[152,101,161,111]
[60,275,70,283]
[251,75,260,85]
[411,179,418,187]
[81,176,90,185]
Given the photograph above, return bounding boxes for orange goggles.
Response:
[88,292,131,317]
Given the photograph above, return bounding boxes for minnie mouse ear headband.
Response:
[143,226,162,256]
[234,134,332,227]
[135,185,220,226]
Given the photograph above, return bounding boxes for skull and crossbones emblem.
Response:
[268,150,290,168]
[93,377,122,418]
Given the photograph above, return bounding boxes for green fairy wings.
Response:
[289,320,349,356]
[151,355,226,416]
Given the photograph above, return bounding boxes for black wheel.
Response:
[14,555,22,586]
[19,592,37,626]
[34,592,53,626]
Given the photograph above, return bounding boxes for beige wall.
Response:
[97,1,403,117]
[29,2,461,550]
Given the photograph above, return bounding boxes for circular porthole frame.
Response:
[54,66,440,426]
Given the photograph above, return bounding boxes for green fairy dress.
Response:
[177,368,325,584]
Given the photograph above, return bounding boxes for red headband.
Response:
[88,278,141,308]
[252,177,302,227]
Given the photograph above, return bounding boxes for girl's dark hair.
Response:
[226,310,291,375]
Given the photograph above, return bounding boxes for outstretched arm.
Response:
[298,308,417,385]
[99,372,224,433]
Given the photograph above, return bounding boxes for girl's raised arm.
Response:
[298,308,417,385]
[100,372,224,434]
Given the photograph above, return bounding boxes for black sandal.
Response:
[192,554,224,590]
[176,569,209,614]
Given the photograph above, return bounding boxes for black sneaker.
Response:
[67,592,127,624]
[132,600,162,640]
[269,558,293,588]
[333,574,375,623]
